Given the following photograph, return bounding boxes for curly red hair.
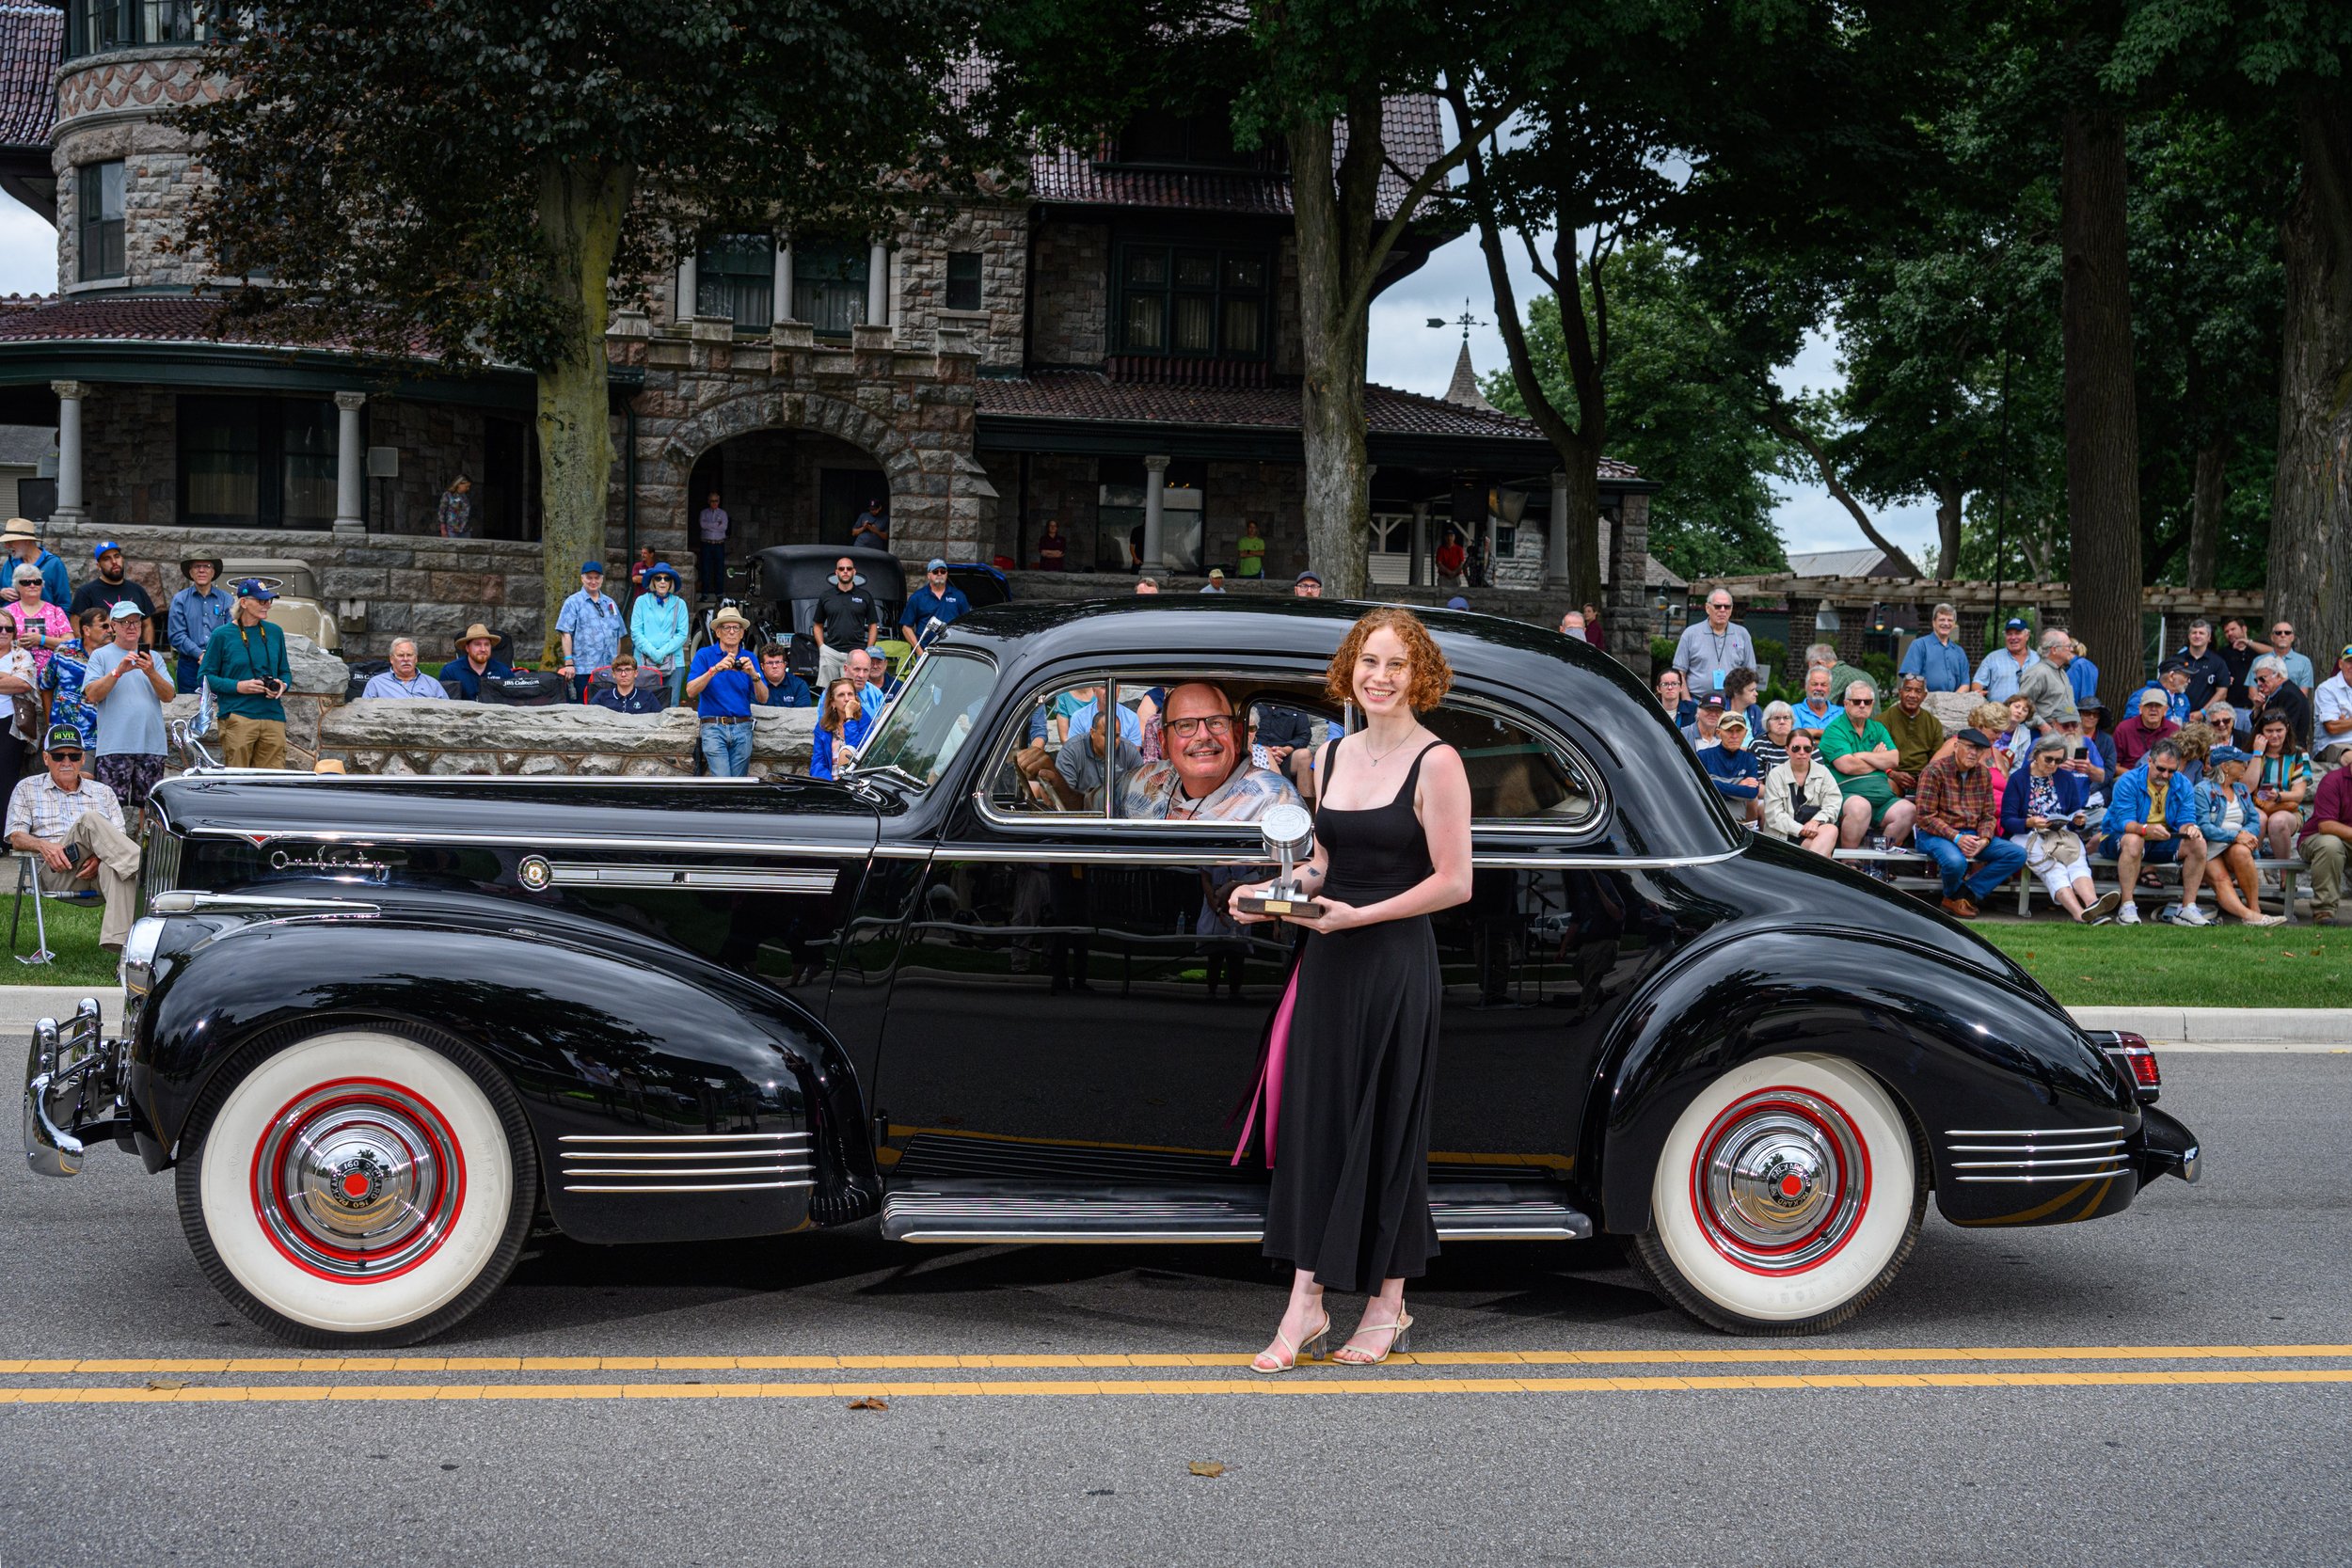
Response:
[1325,607,1454,711]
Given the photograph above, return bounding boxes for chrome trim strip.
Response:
[545,863,838,893]
[930,843,1740,871]
[896,1228,1263,1243]
[1952,1170,2130,1184]
[1949,1154,2134,1170]
[186,828,875,859]
[148,891,381,915]
[1945,1140,2126,1154]
[561,1164,813,1178]
[563,1180,817,1194]
[558,1132,809,1144]
[1943,1126,2128,1137]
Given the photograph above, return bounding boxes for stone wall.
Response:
[318,700,815,777]
[52,50,223,290]
[896,202,1026,372]
[76,382,174,527]
[1031,219,1108,367]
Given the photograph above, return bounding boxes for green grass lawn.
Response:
[0,896,119,987]
[1979,920,2352,1007]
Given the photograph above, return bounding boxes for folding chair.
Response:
[9,849,54,965]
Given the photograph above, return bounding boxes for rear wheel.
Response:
[1630,1053,1923,1335]
[175,1026,535,1348]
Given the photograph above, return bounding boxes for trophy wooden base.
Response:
[1238,893,1326,919]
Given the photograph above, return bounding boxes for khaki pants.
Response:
[2305,833,2345,917]
[218,713,288,768]
[36,810,141,949]
[817,643,851,689]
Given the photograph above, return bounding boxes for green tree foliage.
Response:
[179,0,988,649]
[1483,245,1787,579]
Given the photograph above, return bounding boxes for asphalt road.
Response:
[6,1053,2348,1567]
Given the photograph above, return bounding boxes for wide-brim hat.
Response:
[646,562,680,587]
[1,517,37,544]
[180,552,224,577]
[454,623,502,648]
[710,607,750,629]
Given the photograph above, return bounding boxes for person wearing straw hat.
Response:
[437,623,515,701]
[199,579,293,768]
[685,604,766,776]
[0,517,69,609]
[166,551,230,694]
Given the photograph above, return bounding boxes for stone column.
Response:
[866,242,889,328]
[773,240,794,324]
[1409,501,1429,588]
[1546,469,1569,586]
[51,381,87,526]
[675,253,698,322]
[333,391,367,535]
[1141,453,1170,575]
[1605,492,1653,676]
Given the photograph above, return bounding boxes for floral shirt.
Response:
[40,637,98,749]
[7,600,71,676]
[437,489,472,539]
[1114,760,1300,822]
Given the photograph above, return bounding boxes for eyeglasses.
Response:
[1163,715,1236,738]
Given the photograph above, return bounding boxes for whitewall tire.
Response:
[175,1027,535,1347]
[1631,1053,1923,1335]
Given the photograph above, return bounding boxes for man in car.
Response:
[899,559,971,647]
[1035,706,1147,812]
[1116,682,1300,822]
[811,555,878,689]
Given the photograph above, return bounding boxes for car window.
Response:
[985,674,1142,816]
[1424,702,1601,827]
[855,650,993,788]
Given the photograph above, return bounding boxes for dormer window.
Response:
[77,161,124,281]
[1115,244,1267,359]
[1109,108,1282,173]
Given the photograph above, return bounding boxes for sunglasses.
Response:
[1845,697,1874,706]
[49,751,81,762]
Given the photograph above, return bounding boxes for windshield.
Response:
[854,650,995,788]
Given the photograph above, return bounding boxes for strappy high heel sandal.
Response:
[1250,1312,1331,1375]
[1333,1310,1414,1366]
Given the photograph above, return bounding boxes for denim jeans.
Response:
[1915,831,2027,902]
[699,720,753,777]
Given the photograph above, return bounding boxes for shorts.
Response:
[2102,831,2182,863]
[93,752,167,812]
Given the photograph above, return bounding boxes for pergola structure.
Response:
[1691,573,2269,687]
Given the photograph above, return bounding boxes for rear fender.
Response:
[133,915,879,1243]
[1588,927,2134,1233]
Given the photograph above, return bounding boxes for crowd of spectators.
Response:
[1665,598,2349,926]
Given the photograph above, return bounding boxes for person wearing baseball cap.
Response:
[198,578,294,767]
[1911,725,2028,918]
[166,551,230,693]
[1968,615,2039,703]
[70,539,156,646]
[2114,683,2181,771]
[2194,745,2288,926]
[1200,566,1228,594]
[555,559,622,701]
[82,599,175,821]
[0,516,68,609]
[5,722,142,951]
[2315,642,2352,766]
[1294,569,1323,599]
[899,558,970,648]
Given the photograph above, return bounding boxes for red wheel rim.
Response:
[1688,1085,1871,1275]
[248,1077,468,1283]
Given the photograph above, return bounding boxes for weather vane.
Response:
[1425,300,1486,341]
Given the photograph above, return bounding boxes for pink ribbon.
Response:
[1232,970,1300,1167]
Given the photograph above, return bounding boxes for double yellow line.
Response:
[6,1343,2348,1406]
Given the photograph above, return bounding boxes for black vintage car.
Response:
[23,600,2200,1346]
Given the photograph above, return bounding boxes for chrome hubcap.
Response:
[253,1081,465,1280]
[1693,1088,1868,1273]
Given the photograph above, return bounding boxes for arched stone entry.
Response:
[685,426,889,559]
[607,314,995,570]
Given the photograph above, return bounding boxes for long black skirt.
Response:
[1260,911,1441,1292]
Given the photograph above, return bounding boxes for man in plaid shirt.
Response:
[5,723,141,950]
[1910,725,2026,919]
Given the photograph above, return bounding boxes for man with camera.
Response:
[199,578,294,768]
[685,605,768,776]
[6,724,141,952]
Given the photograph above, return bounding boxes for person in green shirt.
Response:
[1818,680,1917,847]
[199,578,293,768]
[1235,518,1267,579]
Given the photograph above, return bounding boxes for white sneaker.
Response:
[2117,902,2140,925]
[2171,904,2213,927]
[2245,912,2288,927]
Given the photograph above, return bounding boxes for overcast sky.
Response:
[0,188,1940,562]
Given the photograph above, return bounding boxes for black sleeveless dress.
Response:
[1262,737,1445,1291]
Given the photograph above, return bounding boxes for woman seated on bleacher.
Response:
[2196,747,2289,927]
[2001,736,2108,922]
[2248,709,2311,862]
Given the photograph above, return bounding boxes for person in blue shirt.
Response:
[166,554,232,694]
[846,646,893,723]
[1699,711,1763,821]
[810,675,871,782]
[2265,619,2316,690]
[437,624,515,700]
[2061,632,2100,703]
[2130,661,2193,725]
[1897,604,1971,692]
[755,642,813,707]
[588,651,667,714]
[555,560,624,701]
[629,562,691,707]
[2101,739,2211,926]
[2194,746,2285,926]
[686,606,769,776]
[1970,618,2038,701]
[1,517,71,610]
[898,558,971,646]
[1790,666,1838,732]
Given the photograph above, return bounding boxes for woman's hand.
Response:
[1280,895,1362,934]
[1227,879,1279,925]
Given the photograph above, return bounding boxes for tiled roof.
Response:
[0,4,59,148]
[976,369,1641,475]
[0,293,441,356]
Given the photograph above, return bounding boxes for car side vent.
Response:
[140,829,183,906]
[556,1132,814,1195]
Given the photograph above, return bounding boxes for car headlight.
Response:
[119,914,167,997]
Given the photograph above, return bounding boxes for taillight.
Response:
[2103,1032,2161,1101]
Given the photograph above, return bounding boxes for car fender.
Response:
[131,911,880,1244]
[1587,926,2137,1233]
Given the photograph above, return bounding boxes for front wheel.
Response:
[1630,1053,1923,1335]
[175,1025,536,1348]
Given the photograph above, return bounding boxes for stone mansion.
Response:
[0,3,1664,657]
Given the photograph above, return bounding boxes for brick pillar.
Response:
[1783,596,1820,687]
[1958,610,1994,668]
[1605,494,1652,677]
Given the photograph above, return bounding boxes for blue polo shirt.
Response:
[902,583,971,642]
[757,672,815,708]
[1898,634,1970,692]
[690,644,756,718]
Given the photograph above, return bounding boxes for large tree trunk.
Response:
[534,159,632,661]
[2058,104,2144,714]
[2185,436,2227,592]
[1933,475,1963,580]
[1289,111,1375,598]
[2269,90,2352,661]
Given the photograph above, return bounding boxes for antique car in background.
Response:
[24,599,2201,1346]
[218,556,342,653]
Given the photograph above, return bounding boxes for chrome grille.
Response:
[140,828,183,906]
[556,1132,813,1195]
[1942,1125,2131,1184]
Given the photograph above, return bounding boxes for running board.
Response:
[881,1180,1593,1244]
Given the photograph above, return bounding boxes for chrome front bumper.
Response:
[22,998,127,1178]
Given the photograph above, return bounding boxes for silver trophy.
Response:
[1237,801,1324,919]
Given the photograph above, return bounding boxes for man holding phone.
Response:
[82,600,175,820]
[6,725,141,952]
[685,605,767,776]
[199,578,293,768]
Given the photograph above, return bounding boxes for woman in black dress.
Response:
[1232,608,1474,1370]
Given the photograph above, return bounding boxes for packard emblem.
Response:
[266,847,392,882]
